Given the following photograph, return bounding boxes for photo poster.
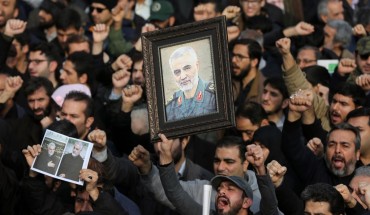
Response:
[31,129,93,185]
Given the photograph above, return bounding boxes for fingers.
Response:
[80,169,98,183]
[113,69,130,80]
[114,54,133,71]
[122,85,142,97]
[267,160,286,175]
[93,23,108,32]
[158,133,168,143]
[128,145,148,162]
[23,145,42,157]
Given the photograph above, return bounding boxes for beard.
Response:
[217,198,243,215]
[172,143,182,165]
[32,105,52,121]
[325,154,357,177]
[38,16,55,29]
[232,64,251,81]
[178,75,199,92]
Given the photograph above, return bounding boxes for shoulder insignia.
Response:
[206,82,215,92]
[177,96,182,105]
[197,91,203,101]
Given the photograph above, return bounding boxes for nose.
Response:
[262,92,269,100]
[232,56,237,64]
[217,161,226,172]
[242,133,251,142]
[334,144,342,153]
[60,70,65,80]
[180,69,186,79]
[34,100,39,110]
[61,35,68,43]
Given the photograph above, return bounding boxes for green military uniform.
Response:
[166,78,216,122]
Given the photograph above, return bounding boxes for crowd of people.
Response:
[2,0,370,214]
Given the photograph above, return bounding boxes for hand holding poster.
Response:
[31,129,93,185]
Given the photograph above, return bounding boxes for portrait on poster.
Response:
[161,39,217,122]
[142,16,235,142]
[31,130,93,185]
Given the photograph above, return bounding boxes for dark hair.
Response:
[302,65,331,88]
[346,107,370,126]
[236,101,268,125]
[46,119,78,138]
[64,91,94,118]
[216,136,246,162]
[233,39,262,67]
[65,34,91,54]
[301,183,345,215]
[298,45,322,60]
[333,83,366,107]
[198,0,222,13]
[66,51,95,89]
[327,123,361,151]
[244,15,273,34]
[24,77,54,97]
[29,42,61,63]
[39,0,66,19]
[263,77,289,100]
[56,8,82,31]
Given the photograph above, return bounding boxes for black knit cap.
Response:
[91,0,118,11]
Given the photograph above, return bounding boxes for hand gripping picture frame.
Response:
[142,16,235,142]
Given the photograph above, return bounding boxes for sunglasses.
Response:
[360,53,370,60]
[90,6,108,13]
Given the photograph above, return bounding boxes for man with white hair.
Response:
[165,46,216,121]
[33,142,59,175]
[57,141,84,181]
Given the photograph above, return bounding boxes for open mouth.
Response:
[332,156,345,169]
[217,196,230,208]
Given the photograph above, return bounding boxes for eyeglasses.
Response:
[240,0,261,6]
[296,58,316,64]
[28,59,48,64]
[90,6,108,13]
[232,53,250,61]
[360,53,370,61]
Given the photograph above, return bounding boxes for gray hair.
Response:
[354,166,370,177]
[169,46,198,68]
[74,141,83,149]
[327,20,352,48]
[317,0,329,19]
[48,142,56,149]
[326,123,361,151]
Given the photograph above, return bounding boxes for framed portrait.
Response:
[142,16,235,142]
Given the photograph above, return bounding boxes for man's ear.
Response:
[260,119,269,127]
[78,73,88,84]
[242,197,253,209]
[251,58,259,69]
[85,116,94,129]
[169,16,176,27]
[12,8,19,19]
[181,136,190,150]
[260,0,266,7]
[320,15,328,23]
[21,44,29,54]
[48,61,58,73]
[282,98,289,109]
